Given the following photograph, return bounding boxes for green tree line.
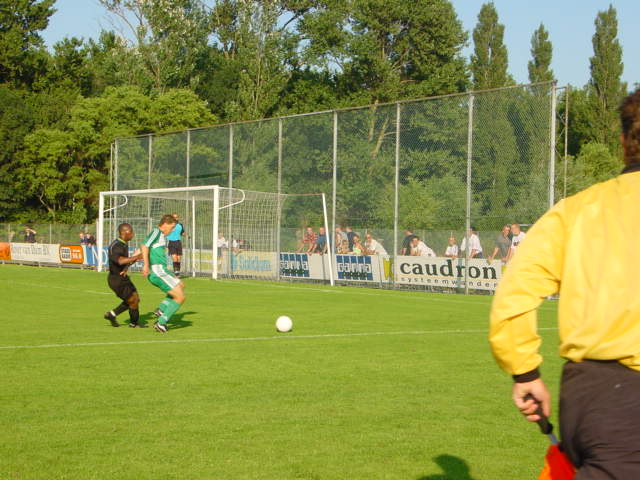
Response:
[0,0,630,224]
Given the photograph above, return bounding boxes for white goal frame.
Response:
[97,185,334,284]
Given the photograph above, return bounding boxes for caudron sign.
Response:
[395,257,502,291]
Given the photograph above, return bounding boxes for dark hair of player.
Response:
[117,223,133,236]
[620,88,640,164]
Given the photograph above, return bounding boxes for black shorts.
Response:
[560,360,640,477]
[168,240,183,256]
[107,274,137,301]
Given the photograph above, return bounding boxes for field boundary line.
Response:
[0,327,558,351]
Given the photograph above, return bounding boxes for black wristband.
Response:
[512,368,540,383]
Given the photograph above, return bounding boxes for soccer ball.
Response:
[275,315,293,333]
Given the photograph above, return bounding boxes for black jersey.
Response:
[108,239,129,275]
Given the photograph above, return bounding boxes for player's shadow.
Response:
[138,311,194,330]
[168,311,195,330]
[417,454,477,480]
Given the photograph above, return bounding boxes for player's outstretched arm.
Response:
[141,245,150,277]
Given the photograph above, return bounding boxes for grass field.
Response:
[0,264,563,480]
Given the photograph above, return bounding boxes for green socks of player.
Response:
[158,296,172,314]
[158,298,181,325]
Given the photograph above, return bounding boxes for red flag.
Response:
[524,394,576,480]
[538,444,575,480]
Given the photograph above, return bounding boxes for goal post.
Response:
[97,185,334,285]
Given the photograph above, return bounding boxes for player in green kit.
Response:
[141,215,187,333]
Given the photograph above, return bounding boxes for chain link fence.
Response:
[106,82,558,290]
[0,223,97,245]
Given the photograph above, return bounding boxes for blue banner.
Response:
[279,253,310,278]
[335,255,373,281]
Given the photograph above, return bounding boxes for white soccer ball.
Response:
[275,315,293,333]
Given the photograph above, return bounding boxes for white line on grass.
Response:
[0,279,112,295]
[0,327,558,351]
[207,279,558,310]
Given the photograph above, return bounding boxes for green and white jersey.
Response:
[144,228,168,267]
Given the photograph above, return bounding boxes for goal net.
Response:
[97,186,333,283]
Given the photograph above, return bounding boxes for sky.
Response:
[41,0,639,89]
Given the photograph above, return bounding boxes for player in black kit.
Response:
[103,223,146,328]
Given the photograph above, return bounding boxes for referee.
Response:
[104,223,146,328]
[167,213,185,276]
[490,88,640,477]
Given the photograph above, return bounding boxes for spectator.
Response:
[24,226,36,243]
[86,232,96,247]
[351,234,364,255]
[217,232,227,258]
[364,233,387,255]
[297,226,316,253]
[400,229,416,255]
[313,226,328,254]
[231,237,240,254]
[444,236,459,258]
[489,88,640,478]
[487,225,511,263]
[338,239,351,254]
[460,226,483,258]
[335,226,348,244]
[505,223,526,263]
[79,232,89,246]
[411,236,436,257]
[345,226,356,250]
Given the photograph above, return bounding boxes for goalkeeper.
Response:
[141,214,186,333]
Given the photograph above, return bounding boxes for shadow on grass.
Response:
[138,310,195,330]
[418,454,477,480]
[168,310,195,330]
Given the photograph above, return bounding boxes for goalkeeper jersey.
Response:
[144,228,168,267]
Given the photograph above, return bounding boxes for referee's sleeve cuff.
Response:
[512,368,540,383]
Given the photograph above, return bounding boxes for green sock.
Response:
[159,299,181,325]
[157,296,172,313]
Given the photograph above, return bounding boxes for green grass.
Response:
[0,264,562,480]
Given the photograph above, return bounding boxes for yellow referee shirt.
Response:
[490,166,640,378]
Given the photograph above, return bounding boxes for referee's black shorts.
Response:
[560,360,640,478]
[168,240,183,256]
[107,274,137,301]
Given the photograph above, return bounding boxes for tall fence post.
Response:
[549,82,558,208]
[147,135,153,233]
[277,119,283,281]
[465,94,475,295]
[393,102,401,287]
[186,130,191,187]
[227,125,234,275]
[563,86,570,199]
[332,111,338,239]
[114,140,118,191]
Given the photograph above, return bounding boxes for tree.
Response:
[0,86,34,220]
[98,0,210,92]
[588,5,626,150]
[0,0,55,87]
[470,2,510,90]
[219,0,294,121]
[528,23,554,84]
[299,0,469,105]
